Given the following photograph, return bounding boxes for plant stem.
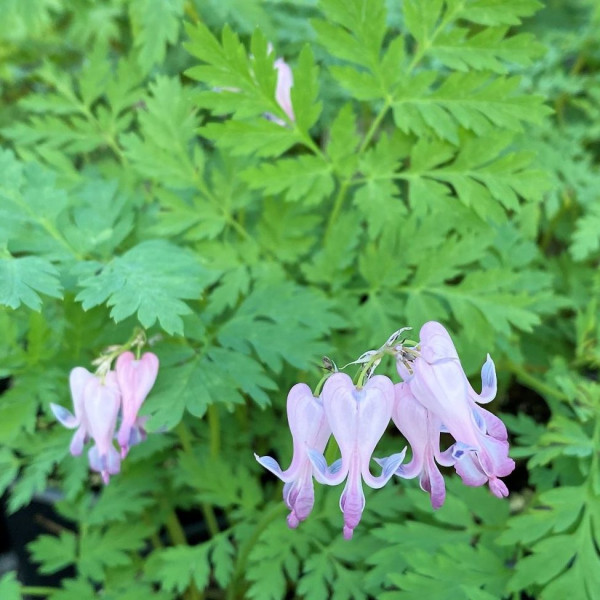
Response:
[208,404,221,458]
[226,503,286,600]
[164,508,188,546]
[176,421,220,537]
[506,361,569,402]
[21,587,57,597]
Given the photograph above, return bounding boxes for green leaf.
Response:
[201,119,302,158]
[0,448,19,497]
[146,346,275,430]
[392,72,551,144]
[217,282,345,370]
[75,240,220,335]
[29,531,78,574]
[242,154,334,204]
[0,573,20,600]
[79,523,149,581]
[430,28,545,73]
[0,255,63,310]
[129,0,184,72]
[291,45,322,131]
[149,545,210,593]
[454,0,543,26]
[571,204,600,260]
[383,545,509,600]
[406,133,550,218]
[121,76,201,188]
[507,534,577,591]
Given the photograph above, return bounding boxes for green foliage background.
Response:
[0,0,599,598]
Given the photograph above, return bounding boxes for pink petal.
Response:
[116,351,159,453]
[274,58,294,121]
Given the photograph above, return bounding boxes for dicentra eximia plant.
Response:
[4,0,600,598]
[257,322,514,539]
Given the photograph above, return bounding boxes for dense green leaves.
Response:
[1,1,600,600]
[76,240,219,335]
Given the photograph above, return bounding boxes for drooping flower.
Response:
[51,367,96,457]
[391,382,454,509]
[52,368,122,484]
[273,57,294,122]
[82,371,122,485]
[309,373,406,539]
[403,321,514,498]
[255,383,331,528]
[115,351,159,458]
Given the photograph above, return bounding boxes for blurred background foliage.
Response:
[0,0,599,598]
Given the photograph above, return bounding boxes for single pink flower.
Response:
[115,351,159,458]
[83,371,121,485]
[309,373,406,539]
[255,383,331,528]
[391,383,454,509]
[50,367,95,456]
[273,58,294,122]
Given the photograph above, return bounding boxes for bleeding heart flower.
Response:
[309,373,406,539]
[115,351,159,458]
[404,322,514,498]
[255,383,331,528]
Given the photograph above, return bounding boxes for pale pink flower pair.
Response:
[51,352,159,484]
[255,376,405,540]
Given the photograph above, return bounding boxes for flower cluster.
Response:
[256,321,514,539]
[51,349,159,484]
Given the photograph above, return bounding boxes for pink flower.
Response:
[391,383,454,509]
[115,351,159,458]
[273,58,294,122]
[403,322,514,499]
[309,373,406,539]
[51,368,121,485]
[255,383,331,528]
[84,371,122,485]
[51,367,95,456]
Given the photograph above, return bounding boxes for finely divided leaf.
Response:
[0,255,63,310]
[76,240,219,335]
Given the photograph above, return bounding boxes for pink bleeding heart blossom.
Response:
[84,371,122,485]
[51,367,95,457]
[273,57,294,122]
[309,373,406,540]
[255,383,331,529]
[116,351,159,458]
[401,321,514,499]
[392,382,454,509]
[51,368,121,485]
[51,350,160,485]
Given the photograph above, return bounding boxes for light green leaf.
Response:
[75,240,219,335]
[0,255,62,310]
[129,0,184,71]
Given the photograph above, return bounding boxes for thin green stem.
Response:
[226,503,287,600]
[164,508,188,546]
[589,412,600,496]
[324,96,392,241]
[21,587,57,597]
[407,2,463,73]
[162,505,203,600]
[358,98,391,154]
[208,404,221,458]
[506,361,569,402]
[324,180,351,241]
[176,421,220,537]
